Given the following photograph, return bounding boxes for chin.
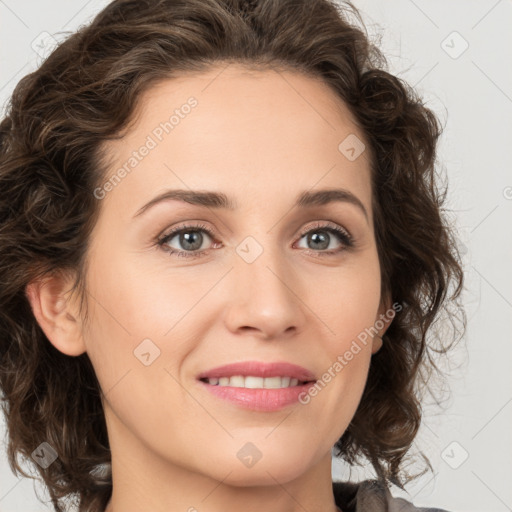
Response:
[205,454,311,487]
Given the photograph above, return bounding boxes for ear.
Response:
[371,291,394,355]
[25,270,86,356]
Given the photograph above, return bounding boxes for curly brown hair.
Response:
[0,0,465,511]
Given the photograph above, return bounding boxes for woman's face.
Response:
[68,64,390,486]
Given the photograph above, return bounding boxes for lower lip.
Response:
[197,379,316,411]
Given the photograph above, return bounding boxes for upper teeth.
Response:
[205,376,304,388]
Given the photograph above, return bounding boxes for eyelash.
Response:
[157,221,355,259]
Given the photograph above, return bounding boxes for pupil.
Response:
[181,231,202,251]
[309,231,329,250]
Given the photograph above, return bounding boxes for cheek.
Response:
[306,254,381,417]
[80,249,206,392]
[80,267,191,442]
[319,255,382,348]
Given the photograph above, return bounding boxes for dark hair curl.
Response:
[0,0,465,511]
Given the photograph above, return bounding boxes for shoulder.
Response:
[332,479,451,512]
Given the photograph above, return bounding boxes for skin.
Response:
[26,63,393,512]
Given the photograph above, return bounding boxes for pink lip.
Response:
[196,361,317,381]
[198,380,317,412]
[196,361,317,412]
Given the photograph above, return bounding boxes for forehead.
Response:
[97,63,372,218]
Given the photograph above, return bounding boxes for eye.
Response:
[295,221,354,256]
[157,223,218,258]
[157,220,354,259]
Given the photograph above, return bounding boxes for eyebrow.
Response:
[133,188,369,222]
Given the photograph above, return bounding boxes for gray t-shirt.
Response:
[333,480,449,512]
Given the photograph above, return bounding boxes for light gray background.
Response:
[0,1,511,511]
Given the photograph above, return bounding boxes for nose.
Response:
[222,242,307,341]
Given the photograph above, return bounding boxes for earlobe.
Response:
[371,334,383,354]
[371,292,394,355]
[25,272,86,357]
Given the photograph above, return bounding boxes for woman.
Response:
[0,1,465,511]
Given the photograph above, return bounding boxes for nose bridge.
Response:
[225,231,304,338]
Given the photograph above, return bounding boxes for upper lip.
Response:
[197,361,317,382]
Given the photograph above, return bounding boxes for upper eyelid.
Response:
[159,220,352,244]
[159,222,213,240]
[299,220,351,236]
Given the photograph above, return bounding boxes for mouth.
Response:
[198,375,315,388]
[196,360,317,386]
[195,360,317,411]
